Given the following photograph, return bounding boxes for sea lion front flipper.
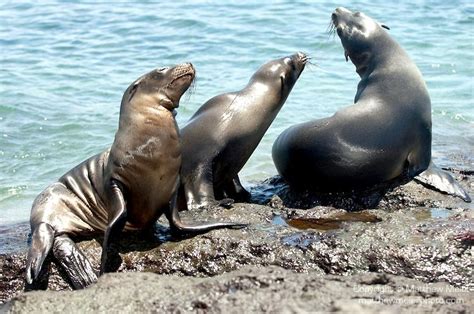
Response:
[25,222,55,286]
[167,179,247,236]
[100,179,127,274]
[183,163,217,210]
[53,234,97,289]
[415,161,471,202]
[222,175,251,202]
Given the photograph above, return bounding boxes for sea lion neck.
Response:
[351,34,401,79]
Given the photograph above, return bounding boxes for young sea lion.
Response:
[180,53,308,210]
[26,63,245,290]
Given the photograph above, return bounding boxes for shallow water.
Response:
[1,1,473,225]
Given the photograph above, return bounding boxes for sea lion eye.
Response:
[157,67,168,72]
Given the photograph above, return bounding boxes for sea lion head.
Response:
[332,7,390,75]
[251,52,308,101]
[123,63,195,111]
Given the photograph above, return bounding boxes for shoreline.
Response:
[1,171,473,311]
[2,167,472,255]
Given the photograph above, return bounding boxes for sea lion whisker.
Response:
[326,20,337,39]
[185,76,197,102]
[304,61,325,73]
[296,52,311,66]
[306,60,318,67]
[325,20,334,32]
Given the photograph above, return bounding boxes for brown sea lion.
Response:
[26,63,245,290]
[180,53,308,210]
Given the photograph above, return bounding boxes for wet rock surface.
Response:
[1,171,473,312]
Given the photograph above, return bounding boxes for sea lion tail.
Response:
[415,162,471,202]
[26,222,55,285]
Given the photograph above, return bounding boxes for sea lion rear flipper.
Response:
[100,179,127,274]
[167,179,247,235]
[415,161,471,202]
[53,234,98,289]
[26,222,55,286]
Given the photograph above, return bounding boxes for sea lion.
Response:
[26,63,245,290]
[180,53,308,210]
[272,8,470,202]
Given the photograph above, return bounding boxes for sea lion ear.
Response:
[381,24,390,30]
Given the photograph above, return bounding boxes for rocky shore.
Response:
[1,170,473,313]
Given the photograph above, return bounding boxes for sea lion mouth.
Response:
[330,8,358,63]
[171,72,194,85]
[164,63,196,109]
[294,52,309,79]
[331,12,347,43]
[331,12,339,27]
[331,15,350,62]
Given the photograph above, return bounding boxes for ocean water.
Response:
[0,1,473,227]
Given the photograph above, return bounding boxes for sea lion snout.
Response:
[296,51,306,58]
[171,62,195,81]
[332,7,354,28]
[334,7,352,16]
[286,52,308,79]
[163,63,195,109]
[294,52,308,65]
[284,52,308,72]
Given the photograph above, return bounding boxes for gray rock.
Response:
[4,266,473,313]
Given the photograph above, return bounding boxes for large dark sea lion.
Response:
[26,63,244,290]
[272,8,470,202]
[180,53,308,210]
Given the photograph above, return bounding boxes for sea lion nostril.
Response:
[183,62,193,70]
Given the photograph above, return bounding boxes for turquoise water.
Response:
[1,1,473,225]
